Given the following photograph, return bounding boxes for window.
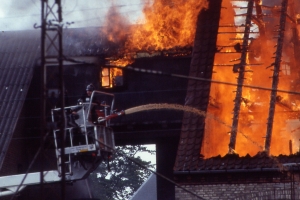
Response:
[101,67,123,88]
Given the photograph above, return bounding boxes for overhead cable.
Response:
[116,65,300,96]
[94,137,207,200]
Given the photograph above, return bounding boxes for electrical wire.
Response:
[0,4,144,20]
[119,150,206,200]
[64,3,144,13]
[3,111,294,199]
[4,122,293,199]
[72,9,142,25]
[94,137,206,200]
[30,0,40,9]
[7,127,198,199]
[117,65,300,96]
[63,0,78,16]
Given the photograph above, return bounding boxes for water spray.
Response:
[97,103,206,123]
[98,103,264,151]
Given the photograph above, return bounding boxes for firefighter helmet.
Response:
[86,84,95,91]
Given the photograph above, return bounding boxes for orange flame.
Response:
[101,0,300,158]
[202,0,300,158]
[102,0,208,56]
[125,0,208,51]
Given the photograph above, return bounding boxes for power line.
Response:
[0,4,144,20]
[30,0,40,9]
[63,0,78,16]
[64,3,144,14]
[70,9,142,25]
[94,137,206,200]
[118,66,300,96]
[121,150,206,200]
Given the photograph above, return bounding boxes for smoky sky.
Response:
[0,0,145,31]
[263,0,300,8]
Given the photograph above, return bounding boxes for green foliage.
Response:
[89,145,156,200]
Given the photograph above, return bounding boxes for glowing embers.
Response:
[107,57,134,67]
[101,67,123,88]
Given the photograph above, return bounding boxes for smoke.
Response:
[0,0,39,31]
[102,5,131,44]
[0,0,144,31]
[262,0,282,6]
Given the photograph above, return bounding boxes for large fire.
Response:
[102,0,208,57]
[101,0,300,158]
[101,0,208,87]
[125,0,208,51]
[203,0,300,157]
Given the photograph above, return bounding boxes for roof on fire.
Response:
[173,0,300,174]
[175,152,300,173]
[1,1,299,177]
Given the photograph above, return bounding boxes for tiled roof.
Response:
[175,152,300,173]
[174,0,222,171]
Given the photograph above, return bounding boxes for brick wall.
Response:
[176,183,300,200]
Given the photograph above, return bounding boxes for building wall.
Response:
[175,183,300,200]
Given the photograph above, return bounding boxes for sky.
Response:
[136,144,156,165]
[0,0,145,31]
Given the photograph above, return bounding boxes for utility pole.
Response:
[38,0,65,199]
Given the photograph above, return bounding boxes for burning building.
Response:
[1,0,300,199]
[93,0,300,198]
[102,0,300,160]
[172,0,300,199]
